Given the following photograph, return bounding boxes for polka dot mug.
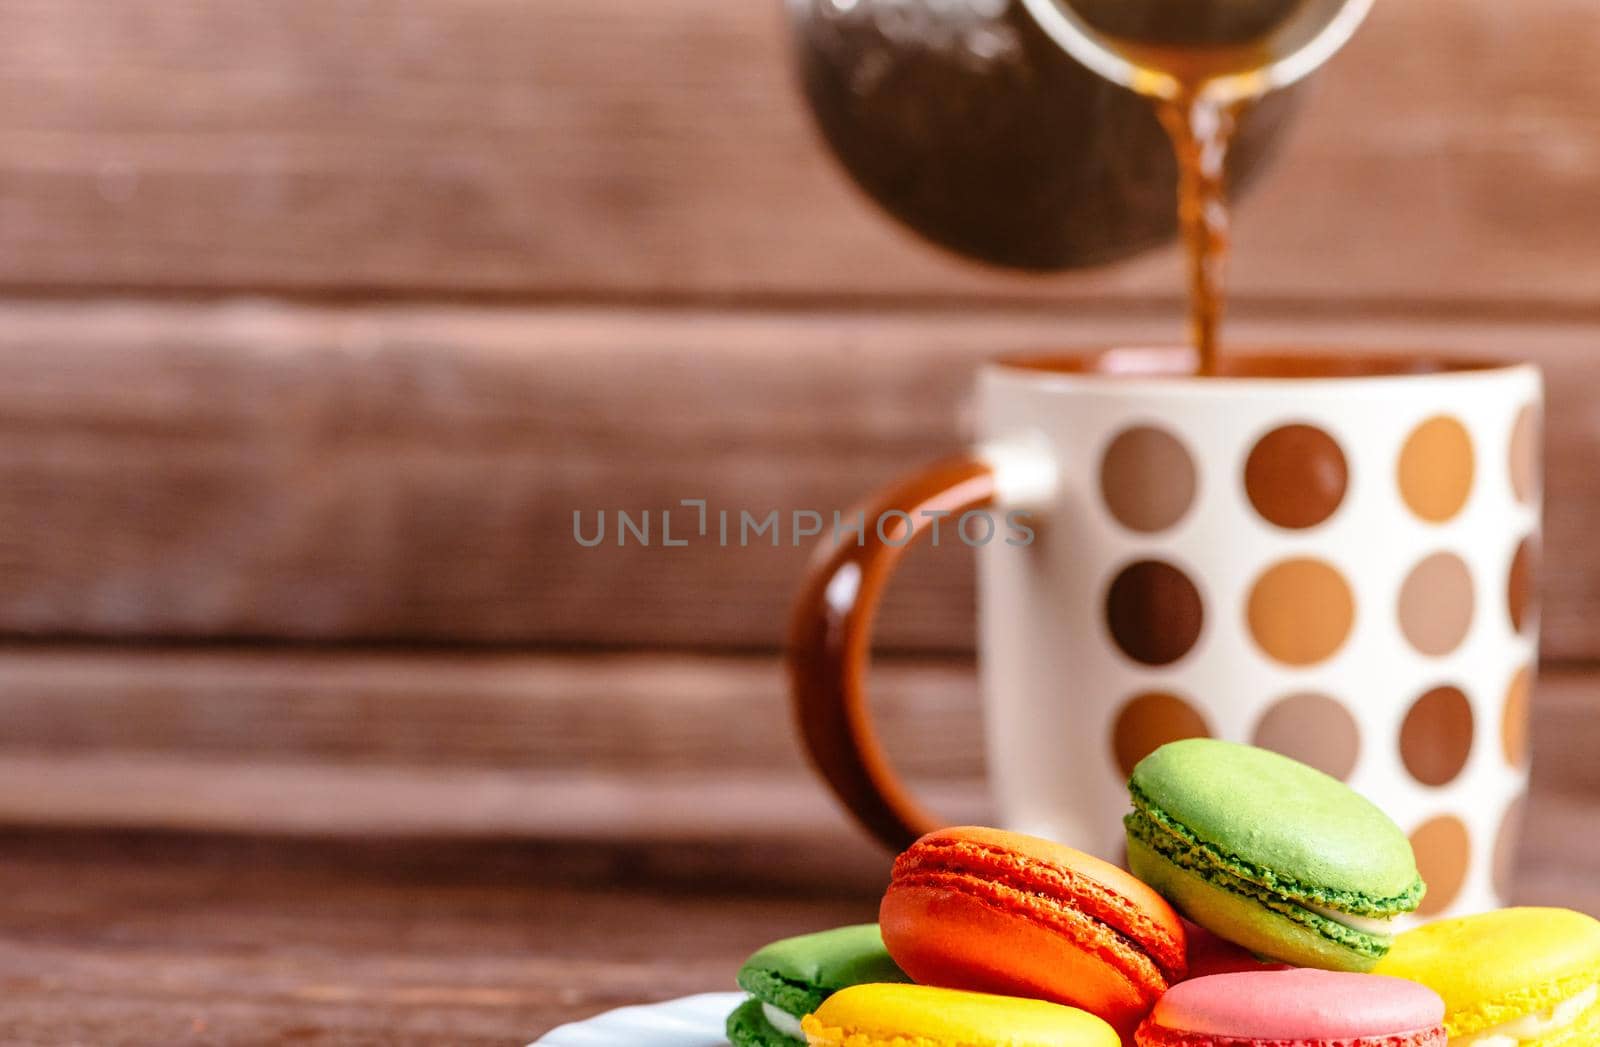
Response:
[790,348,1541,919]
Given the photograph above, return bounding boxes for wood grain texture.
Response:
[0,299,1592,656]
[0,828,880,1045]
[0,647,988,843]
[0,0,1597,305]
[0,815,1587,1046]
[0,647,1588,851]
[0,648,984,778]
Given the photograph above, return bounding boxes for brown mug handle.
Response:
[787,454,998,851]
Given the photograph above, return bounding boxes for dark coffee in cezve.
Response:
[1061,0,1314,375]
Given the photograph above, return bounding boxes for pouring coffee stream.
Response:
[1022,0,1375,373]
[786,0,1372,373]
[1158,91,1241,377]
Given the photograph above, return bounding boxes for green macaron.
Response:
[727,924,909,1047]
[1124,739,1424,972]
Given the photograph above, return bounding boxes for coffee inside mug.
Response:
[998,346,1514,379]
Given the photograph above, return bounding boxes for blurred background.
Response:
[0,1,1596,1043]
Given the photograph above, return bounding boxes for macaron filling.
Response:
[737,966,830,1019]
[1454,983,1599,1046]
[727,997,803,1047]
[759,1003,805,1040]
[730,924,909,1047]
[1126,785,1421,958]
[1301,901,1401,937]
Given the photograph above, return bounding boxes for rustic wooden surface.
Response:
[0,648,1590,846]
[0,829,869,1046]
[0,802,1590,1047]
[0,0,1598,308]
[0,301,1593,658]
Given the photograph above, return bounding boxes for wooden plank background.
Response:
[0,0,1596,306]
[0,647,1591,846]
[0,301,1591,655]
[0,0,1591,873]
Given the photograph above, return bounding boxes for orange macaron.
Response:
[880,826,1188,1038]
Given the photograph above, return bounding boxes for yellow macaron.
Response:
[1373,907,1600,1044]
[800,983,1118,1047]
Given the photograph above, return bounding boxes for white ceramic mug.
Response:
[790,348,1542,918]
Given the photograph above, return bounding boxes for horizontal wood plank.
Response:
[0,0,1597,307]
[0,648,988,847]
[0,299,1593,656]
[0,647,1589,853]
[0,648,985,779]
[0,828,881,1045]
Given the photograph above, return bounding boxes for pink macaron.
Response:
[1136,969,1446,1047]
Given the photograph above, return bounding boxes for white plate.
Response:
[533,992,744,1046]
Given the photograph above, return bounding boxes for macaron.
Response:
[1135,969,1447,1047]
[727,924,909,1047]
[1125,739,1423,971]
[879,826,1187,1036]
[1373,907,1600,1045]
[802,983,1119,1047]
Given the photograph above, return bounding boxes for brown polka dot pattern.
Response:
[1493,794,1526,902]
[1399,415,1475,523]
[1065,390,1536,917]
[1509,404,1540,505]
[1111,692,1212,778]
[1106,560,1205,667]
[1246,558,1355,667]
[1508,537,1537,635]
[1502,666,1533,769]
[1411,814,1471,916]
[1244,424,1348,529]
[1101,425,1198,534]
[1400,686,1474,787]
[1251,693,1360,781]
[1398,552,1475,657]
